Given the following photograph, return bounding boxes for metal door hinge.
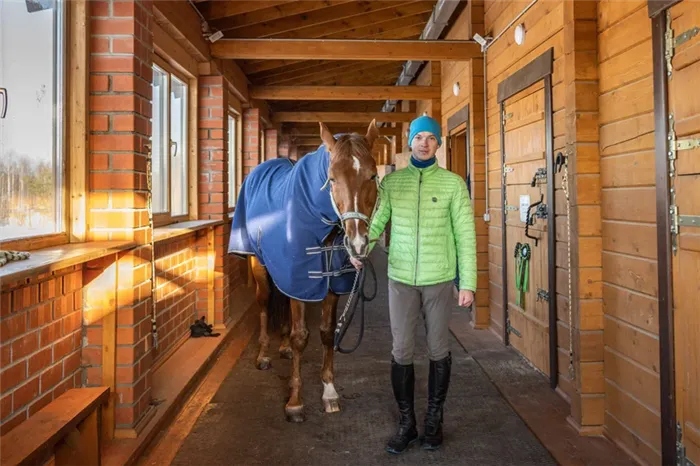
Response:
[676,26,699,47]
[536,289,550,302]
[506,319,521,338]
[676,138,700,151]
[503,112,513,125]
[505,205,519,212]
[677,423,697,466]
[503,165,514,175]
[678,215,700,227]
[669,115,678,177]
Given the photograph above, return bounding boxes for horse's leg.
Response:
[320,292,341,413]
[250,256,273,370]
[285,298,309,422]
[279,322,292,360]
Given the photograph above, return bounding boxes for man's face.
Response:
[411,131,439,161]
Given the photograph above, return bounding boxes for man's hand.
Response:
[458,290,474,307]
[350,257,364,270]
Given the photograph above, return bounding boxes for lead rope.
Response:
[561,150,574,381]
[333,258,377,354]
[145,143,158,350]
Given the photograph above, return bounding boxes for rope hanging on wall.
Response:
[557,149,575,381]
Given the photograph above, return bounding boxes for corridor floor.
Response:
[169,251,557,465]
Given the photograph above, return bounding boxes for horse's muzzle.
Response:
[345,234,369,259]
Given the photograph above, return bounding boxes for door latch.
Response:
[0,88,7,119]
[536,289,550,302]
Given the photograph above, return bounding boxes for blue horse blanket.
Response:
[228,145,355,301]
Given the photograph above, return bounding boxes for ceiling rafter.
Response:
[198,1,293,21]
[250,85,440,100]
[259,61,394,86]
[322,11,432,39]
[211,0,355,32]
[224,1,414,39]
[288,62,403,87]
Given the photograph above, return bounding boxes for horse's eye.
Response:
[370,175,377,181]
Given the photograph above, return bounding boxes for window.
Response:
[228,112,238,208]
[0,0,65,241]
[151,59,189,223]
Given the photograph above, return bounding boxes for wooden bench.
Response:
[0,387,109,466]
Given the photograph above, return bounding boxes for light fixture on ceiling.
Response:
[514,23,526,45]
[453,81,460,97]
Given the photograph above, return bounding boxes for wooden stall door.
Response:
[503,84,550,376]
[668,2,700,462]
[450,130,469,193]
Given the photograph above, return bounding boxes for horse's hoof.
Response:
[279,348,293,360]
[285,405,305,423]
[323,397,341,413]
[256,357,272,370]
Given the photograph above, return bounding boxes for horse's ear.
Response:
[365,119,379,148]
[319,122,336,151]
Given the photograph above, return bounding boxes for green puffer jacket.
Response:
[369,161,477,291]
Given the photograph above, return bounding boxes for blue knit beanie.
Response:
[409,115,442,147]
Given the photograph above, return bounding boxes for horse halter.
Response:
[322,175,380,233]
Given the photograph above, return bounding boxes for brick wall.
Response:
[278,135,290,158]
[265,129,278,160]
[152,236,197,363]
[243,108,261,176]
[88,0,154,433]
[1,266,83,434]
[198,76,229,220]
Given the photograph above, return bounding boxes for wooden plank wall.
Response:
[597,1,661,464]
[484,0,566,346]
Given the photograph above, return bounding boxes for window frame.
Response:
[0,0,85,252]
[227,108,241,211]
[151,54,194,228]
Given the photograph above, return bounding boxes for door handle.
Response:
[170,140,178,157]
[0,88,7,119]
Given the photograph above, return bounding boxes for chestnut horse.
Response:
[230,120,379,422]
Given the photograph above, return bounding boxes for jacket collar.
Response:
[408,158,439,175]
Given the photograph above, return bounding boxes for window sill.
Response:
[153,220,224,243]
[0,240,137,284]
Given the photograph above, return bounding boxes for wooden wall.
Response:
[597,1,661,464]
[484,0,567,353]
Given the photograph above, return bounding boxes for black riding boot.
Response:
[385,360,418,454]
[423,353,451,450]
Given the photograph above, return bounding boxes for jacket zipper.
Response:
[414,170,422,286]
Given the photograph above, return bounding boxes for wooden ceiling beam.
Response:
[241,59,306,75]
[211,1,355,32]
[284,124,401,137]
[304,63,403,86]
[251,85,440,100]
[153,1,210,62]
[226,0,412,38]
[198,1,293,21]
[274,112,415,123]
[212,39,480,61]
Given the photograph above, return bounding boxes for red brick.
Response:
[11,332,38,361]
[91,94,138,112]
[13,376,40,410]
[64,271,82,294]
[91,1,109,16]
[91,153,110,170]
[13,285,38,311]
[85,327,103,346]
[63,350,81,377]
[91,55,138,74]
[89,172,140,190]
[62,311,82,336]
[0,292,11,318]
[112,37,135,54]
[41,363,63,393]
[39,278,58,302]
[113,0,136,17]
[53,294,74,319]
[111,152,147,171]
[92,75,111,95]
[210,86,224,97]
[81,347,102,367]
[28,347,53,377]
[29,303,53,331]
[90,18,136,36]
[91,114,110,132]
[0,393,11,421]
[91,134,139,152]
[1,361,26,393]
[53,335,74,362]
[1,344,9,368]
[85,366,102,387]
[1,313,27,342]
[200,76,224,86]
[39,321,61,347]
[53,377,75,400]
[1,410,27,435]
[91,36,110,54]
[28,391,53,417]
[74,291,83,311]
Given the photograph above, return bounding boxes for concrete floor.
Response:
[170,251,558,466]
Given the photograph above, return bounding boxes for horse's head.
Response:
[320,119,379,260]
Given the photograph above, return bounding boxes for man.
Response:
[350,115,477,453]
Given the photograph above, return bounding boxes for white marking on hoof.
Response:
[322,382,341,413]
